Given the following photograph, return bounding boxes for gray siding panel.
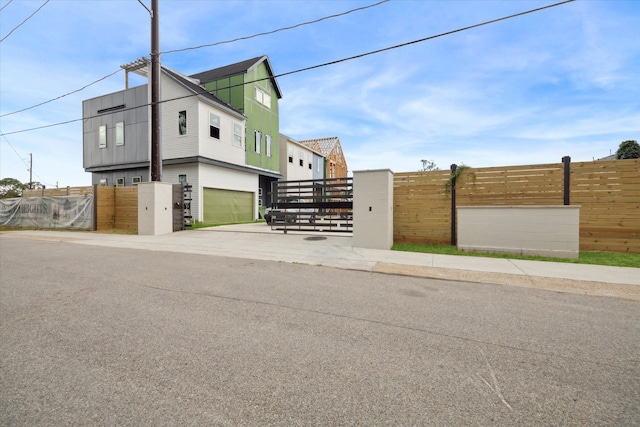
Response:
[83,85,149,171]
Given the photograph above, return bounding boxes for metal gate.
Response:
[172,183,192,231]
[267,177,352,233]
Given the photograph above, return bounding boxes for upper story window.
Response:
[178,111,187,135]
[179,174,187,183]
[288,147,294,163]
[209,113,220,139]
[255,131,261,154]
[116,177,125,187]
[299,150,304,167]
[254,87,271,109]
[115,121,124,146]
[265,134,272,157]
[132,176,142,184]
[98,125,107,148]
[233,123,242,147]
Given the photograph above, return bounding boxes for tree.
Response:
[420,159,439,171]
[615,140,640,159]
[0,178,28,199]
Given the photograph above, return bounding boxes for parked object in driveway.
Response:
[265,198,315,225]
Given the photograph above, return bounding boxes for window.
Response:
[254,87,271,109]
[265,135,272,157]
[115,121,124,146]
[98,125,107,148]
[116,177,125,187]
[299,150,304,167]
[288,147,294,163]
[209,113,220,139]
[178,111,187,135]
[99,178,108,186]
[233,123,242,147]
[179,174,187,183]
[308,153,312,169]
[317,158,322,173]
[132,176,142,184]
[254,131,261,154]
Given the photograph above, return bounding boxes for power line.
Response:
[0,1,386,119]
[0,0,14,13]
[161,0,390,55]
[0,129,30,169]
[0,0,50,43]
[0,131,49,185]
[0,68,124,118]
[0,0,576,137]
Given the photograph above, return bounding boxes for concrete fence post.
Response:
[353,169,394,250]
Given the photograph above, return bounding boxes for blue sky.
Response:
[1,0,638,187]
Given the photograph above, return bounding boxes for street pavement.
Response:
[2,223,638,300]
[1,233,639,426]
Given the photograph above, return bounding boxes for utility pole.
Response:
[29,153,33,189]
[150,0,161,181]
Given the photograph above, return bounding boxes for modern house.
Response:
[278,133,325,182]
[299,136,348,179]
[82,64,276,223]
[191,56,282,208]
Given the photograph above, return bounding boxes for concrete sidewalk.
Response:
[2,223,638,300]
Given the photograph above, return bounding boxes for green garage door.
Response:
[203,188,253,224]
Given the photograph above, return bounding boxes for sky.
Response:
[1,0,638,187]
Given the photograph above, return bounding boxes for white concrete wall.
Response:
[353,169,394,250]
[138,182,173,235]
[457,206,580,258]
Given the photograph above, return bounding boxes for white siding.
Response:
[162,164,200,219]
[286,141,315,181]
[161,74,199,160]
[198,106,245,166]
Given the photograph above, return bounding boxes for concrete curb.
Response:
[373,262,640,301]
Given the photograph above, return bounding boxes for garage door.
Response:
[203,188,253,224]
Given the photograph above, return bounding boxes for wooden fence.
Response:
[23,185,138,233]
[23,186,94,197]
[394,159,640,253]
[95,186,138,232]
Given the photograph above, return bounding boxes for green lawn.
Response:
[392,243,640,268]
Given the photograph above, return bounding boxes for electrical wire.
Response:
[0,68,123,118]
[0,130,30,169]
[0,0,15,13]
[0,0,576,137]
[161,0,390,55]
[0,0,50,43]
[0,130,50,185]
[0,0,386,119]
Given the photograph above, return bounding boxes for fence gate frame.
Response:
[268,177,353,233]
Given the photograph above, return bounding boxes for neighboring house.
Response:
[82,65,272,223]
[299,136,348,179]
[191,55,282,208]
[278,134,324,182]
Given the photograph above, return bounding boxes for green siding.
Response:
[203,60,280,174]
[203,188,253,223]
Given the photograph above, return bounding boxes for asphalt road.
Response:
[1,236,638,426]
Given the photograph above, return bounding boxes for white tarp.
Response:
[0,195,94,229]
